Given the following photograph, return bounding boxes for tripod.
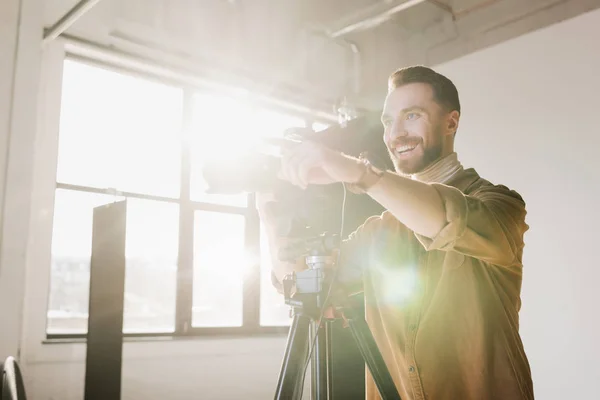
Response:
[273,236,402,400]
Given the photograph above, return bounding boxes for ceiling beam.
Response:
[43,0,103,45]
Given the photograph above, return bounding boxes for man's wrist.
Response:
[346,157,368,183]
[345,153,385,194]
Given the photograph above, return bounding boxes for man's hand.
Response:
[255,190,308,286]
[278,141,365,189]
[255,191,277,226]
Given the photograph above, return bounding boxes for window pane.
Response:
[189,93,305,206]
[47,190,117,334]
[192,211,246,327]
[47,189,178,334]
[122,198,179,333]
[56,60,183,197]
[260,223,291,326]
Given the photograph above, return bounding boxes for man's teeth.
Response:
[395,145,417,153]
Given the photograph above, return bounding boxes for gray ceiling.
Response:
[43,0,600,113]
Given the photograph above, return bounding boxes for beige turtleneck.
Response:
[410,152,463,184]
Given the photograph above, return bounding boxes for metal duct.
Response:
[43,0,103,45]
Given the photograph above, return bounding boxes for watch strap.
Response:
[345,153,385,194]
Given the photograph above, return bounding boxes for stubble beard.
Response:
[389,126,445,175]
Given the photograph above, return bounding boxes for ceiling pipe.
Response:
[328,0,430,38]
[302,26,363,96]
[453,0,503,19]
[328,0,456,38]
[428,0,454,15]
[43,0,103,45]
[325,35,362,124]
[327,0,506,39]
[331,37,362,96]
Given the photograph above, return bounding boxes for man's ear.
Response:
[446,110,460,136]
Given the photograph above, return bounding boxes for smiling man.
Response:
[258,66,534,400]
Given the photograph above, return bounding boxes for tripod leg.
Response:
[346,317,402,400]
[274,312,311,400]
[325,320,333,399]
[310,320,330,400]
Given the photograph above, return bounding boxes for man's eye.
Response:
[382,119,392,127]
[406,112,419,120]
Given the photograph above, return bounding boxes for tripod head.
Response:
[279,232,340,313]
[274,232,403,400]
[278,233,340,264]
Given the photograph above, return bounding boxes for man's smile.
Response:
[391,141,420,159]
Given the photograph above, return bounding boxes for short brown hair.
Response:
[388,66,461,114]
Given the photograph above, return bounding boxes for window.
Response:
[47,58,320,336]
[55,61,183,198]
[49,191,180,334]
[192,211,245,327]
[48,60,182,335]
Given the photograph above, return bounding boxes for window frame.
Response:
[45,53,333,340]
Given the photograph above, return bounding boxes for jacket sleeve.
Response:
[414,183,528,268]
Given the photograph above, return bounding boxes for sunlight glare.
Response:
[374,262,418,306]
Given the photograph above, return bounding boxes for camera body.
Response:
[202,111,392,239]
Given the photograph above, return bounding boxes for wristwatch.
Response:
[345,153,385,194]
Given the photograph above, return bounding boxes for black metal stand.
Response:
[273,245,401,400]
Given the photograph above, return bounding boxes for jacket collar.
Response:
[446,167,481,192]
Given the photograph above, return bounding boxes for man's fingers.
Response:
[297,154,321,189]
[280,150,303,188]
[256,191,277,201]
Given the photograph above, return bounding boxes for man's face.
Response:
[381,82,453,175]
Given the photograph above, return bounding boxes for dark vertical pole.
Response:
[311,320,329,400]
[244,193,261,329]
[346,316,402,400]
[275,312,311,400]
[84,200,127,400]
[325,320,334,399]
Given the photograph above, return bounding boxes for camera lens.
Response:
[202,152,282,194]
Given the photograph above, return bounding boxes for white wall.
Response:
[0,0,22,361]
[435,7,600,399]
[0,0,44,361]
